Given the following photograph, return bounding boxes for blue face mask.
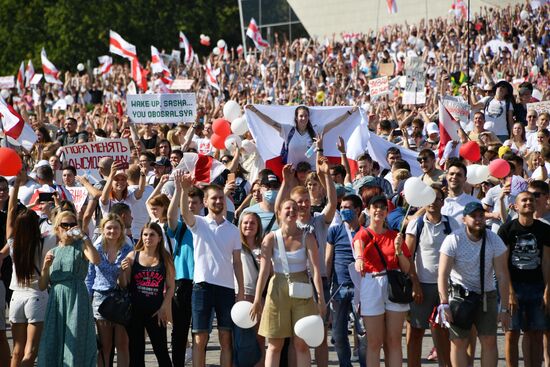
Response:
[263,190,278,204]
[340,208,356,222]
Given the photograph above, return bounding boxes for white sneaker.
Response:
[185,347,192,364]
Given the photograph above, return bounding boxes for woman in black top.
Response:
[119,222,175,367]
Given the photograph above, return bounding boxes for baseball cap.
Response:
[260,172,280,188]
[463,202,484,217]
[368,194,388,207]
[426,122,439,136]
[155,157,171,167]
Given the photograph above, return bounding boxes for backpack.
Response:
[413,215,452,260]
[280,127,296,164]
[232,324,261,367]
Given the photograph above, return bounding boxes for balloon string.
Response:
[399,204,412,234]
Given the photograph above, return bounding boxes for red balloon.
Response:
[0,148,22,176]
[488,159,511,179]
[210,133,227,150]
[459,141,481,162]
[212,118,231,138]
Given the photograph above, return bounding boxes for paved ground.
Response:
[5,318,514,366]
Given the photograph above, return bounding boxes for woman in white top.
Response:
[250,199,325,367]
[0,173,54,367]
[99,161,146,216]
[246,105,358,168]
[504,122,528,156]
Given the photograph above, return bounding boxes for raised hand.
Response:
[336,136,347,154]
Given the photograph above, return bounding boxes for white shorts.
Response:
[9,291,48,324]
[360,273,409,316]
[0,282,5,330]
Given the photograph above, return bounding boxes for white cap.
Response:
[426,122,439,136]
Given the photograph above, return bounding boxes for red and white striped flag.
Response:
[109,30,137,60]
[205,60,220,91]
[98,55,113,75]
[246,18,269,51]
[438,99,461,159]
[179,32,195,65]
[25,60,34,88]
[386,0,398,14]
[175,153,226,184]
[454,0,468,19]
[0,98,24,139]
[16,61,25,94]
[40,48,62,84]
[236,45,244,55]
[151,46,173,86]
[350,52,358,68]
[131,57,148,92]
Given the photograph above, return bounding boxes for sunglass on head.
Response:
[59,222,77,229]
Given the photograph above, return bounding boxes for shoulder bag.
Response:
[275,229,313,299]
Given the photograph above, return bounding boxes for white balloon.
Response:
[223,100,242,122]
[213,47,220,56]
[0,89,10,100]
[520,10,529,21]
[231,116,249,135]
[231,301,256,329]
[77,63,85,72]
[294,315,324,347]
[217,39,226,48]
[64,95,74,105]
[241,139,256,154]
[224,134,242,150]
[467,164,490,185]
[403,177,436,207]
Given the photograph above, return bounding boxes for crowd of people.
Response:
[0,1,549,367]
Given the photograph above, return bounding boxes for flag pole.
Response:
[238,0,248,59]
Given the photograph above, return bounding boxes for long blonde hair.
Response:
[99,213,126,251]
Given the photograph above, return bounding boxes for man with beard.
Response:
[498,191,550,367]
[438,202,511,367]
[417,149,446,186]
[178,175,244,367]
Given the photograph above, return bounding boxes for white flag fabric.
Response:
[98,55,113,75]
[16,61,25,94]
[205,60,220,91]
[0,98,24,139]
[40,49,62,84]
[109,30,137,60]
[25,60,34,88]
[246,18,269,50]
[179,32,195,64]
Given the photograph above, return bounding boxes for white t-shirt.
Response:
[280,124,320,168]
[483,97,513,137]
[481,184,515,233]
[127,185,155,239]
[16,179,40,205]
[441,192,480,223]
[190,215,241,289]
[440,227,507,293]
[235,248,260,296]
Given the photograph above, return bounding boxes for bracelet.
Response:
[347,111,352,115]
[316,148,324,153]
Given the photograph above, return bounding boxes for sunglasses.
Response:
[417,157,429,163]
[59,222,77,229]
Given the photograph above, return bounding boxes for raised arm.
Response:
[245,105,282,133]
[167,171,183,232]
[146,174,169,219]
[336,136,352,185]
[133,165,148,200]
[177,173,196,227]
[317,156,337,223]
[322,106,358,135]
[100,161,122,205]
[274,164,296,214]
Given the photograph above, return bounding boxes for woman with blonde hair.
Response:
[86,213,133,367]
[37,210,100,366]
[119,222,175,366]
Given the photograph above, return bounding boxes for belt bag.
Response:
[275,229,313,300]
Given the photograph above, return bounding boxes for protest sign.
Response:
[442,96,470,122]
[60,138,131,179]
[510,175,528,197]
[169,79,194,91]
[127,93,196,123]
[0,76,14,89]
[368,77,389,99]
[66,187,88,213]
[403,56,426,104]
[527,101,550,115]
[378,63,394,77]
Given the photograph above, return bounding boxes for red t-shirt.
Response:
[353,227,411,273]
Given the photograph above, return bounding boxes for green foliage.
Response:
[0,0,241,75]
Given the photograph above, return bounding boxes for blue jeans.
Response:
[330,285,365,367]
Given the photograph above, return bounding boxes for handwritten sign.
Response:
[368,77,389,99]
[403,56,426,104]
[442,96,470,122]
[0,76,14,89]
[66,187,88,213]
[61,138,131,179]
[127,93,196,123]
[527,101,550,115]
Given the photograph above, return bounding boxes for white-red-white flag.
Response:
[131,57,148,92]
[205,60,220,91]
[0,98,24,139]
[452,0,468,19]
[109,30,137,60]
[40,49,62,84]
[98,55,113,75]
[16,61,25,94]
[438,100,461,159]
[25,60,34,88]
[175,153,226,184]
[236,44,244,55]
[179,32,195,65]
[151,46,173,86]
[246,18,269,50]
[386,0,398,14]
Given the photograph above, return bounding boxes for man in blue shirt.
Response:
[326,194,365,367]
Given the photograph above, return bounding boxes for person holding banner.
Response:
[245,105,358,168]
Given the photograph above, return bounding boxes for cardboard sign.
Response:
[127,93,196,123]
[442,96,470,122]
[527,101,550,115]
[404,56,426,105]
[66,186,88,213]
[60,138,131,179]
[0,76,14,89]
[368,76,389,99]
[169,79,194,91]
[510,175,528,197]
[378,63,394,77]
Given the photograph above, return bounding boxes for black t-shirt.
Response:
[498,219,550,284]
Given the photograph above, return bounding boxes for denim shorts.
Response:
[191,282,235,333]
[510,282,548,332]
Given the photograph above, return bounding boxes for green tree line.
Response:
[0,0,241,76]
